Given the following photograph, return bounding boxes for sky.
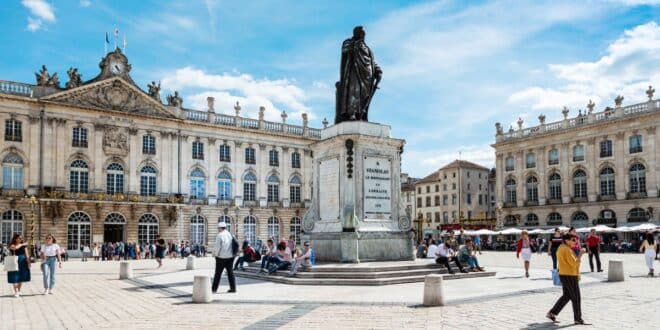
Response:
[2,0,659,178]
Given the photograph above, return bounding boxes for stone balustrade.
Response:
[0,80,34,97]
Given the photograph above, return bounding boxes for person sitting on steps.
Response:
[267,242,292,274]
[435,241,468,274]
[233,240,257,271]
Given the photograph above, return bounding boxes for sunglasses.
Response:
[567,238,576,242]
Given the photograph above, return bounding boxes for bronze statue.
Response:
[335,26,382,124]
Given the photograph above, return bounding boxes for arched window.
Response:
[1,210,23,244]
[267,175,279,203]
[267,217,280,240]
[140,166,157,196]
[573,170,587,198]
[525,213,539,226]
[105,212,126,224]
[504,215,517,227]
[291,152,301,169]
[69,160,89,193]
[289,175,302,204]
[627,208,648,222]
[548,149,559,165]
[106,163,124,194]
[290,217,301,245]
[137,214,159,246]
[526,176,538,202]
[67,212,91,251]
[217,171,232,201]
[600,167,615,196]
[505,178,516,204]
[269,149,279,167]
[547,212,562,225]
[219,215,232,234]
[190,168,206,199]
[243,215,256,244]
[573,145,584,162]
[629,163,646,193]
[243,172,257,201]
[2,154,24,189]
[571,211,589,224]
[190,215,205,245]
[526,153,536,168]
[548,173,562,200]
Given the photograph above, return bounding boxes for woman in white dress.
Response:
[516,230,533,278]
[639,233,657,276]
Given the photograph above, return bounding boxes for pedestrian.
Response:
[547,233,587,325]
[258,239,277,273]
[639,233,657,276]
[548,228,563,269]
[91,243,99,261]
[289,241,313,276]
[416,240,427,258]
[7,233,31,298]
[287,235,296,258]
[39,235,62,295]
[434,241,468,274]
[474,235,482,255]
[516,230,533,278]
[568,227,581,256]
[211,221,236,293]
[154,235,166,268]
[585,229,603,272]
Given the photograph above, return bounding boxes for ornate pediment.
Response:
[43,77,176,118]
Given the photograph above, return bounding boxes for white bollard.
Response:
[423,274,445,306]
[608,259,624,282]
[192,275,212,303]
[186,256,196,270]
[119,261,133,280]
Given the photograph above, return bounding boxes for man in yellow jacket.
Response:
[547,233,587,325]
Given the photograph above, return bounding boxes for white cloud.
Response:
[510,21,660,115]
[26,17,42,32]
[22,0,55,31]
[403,144,495,176]
[80,0,92,7]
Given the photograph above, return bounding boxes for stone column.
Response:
[646,126,657,197]
[280,146,290,207]
[614,132,626,200]
[537,146,547,205]
[560,142,570,203]
[93,124,105,191]
[495,153,504,207]
[586,138,596,202]
[233,141,243,204]
[127,128,139,193]
[515,151,524,207]
[207,137,218,198]
[258,144,267,208]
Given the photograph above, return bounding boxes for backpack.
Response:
[231,235,239,256]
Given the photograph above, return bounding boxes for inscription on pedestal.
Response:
[319,158,340,221]
[363,156,391,220]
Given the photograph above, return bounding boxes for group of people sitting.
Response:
[232,237,315,276]
[417,230,485,274]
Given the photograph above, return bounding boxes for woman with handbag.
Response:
[6,233,31,298]
[547,233,587,325]
[39,235,62,294]
[516,230,533,278]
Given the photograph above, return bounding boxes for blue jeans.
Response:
[260,256,275,270]
[268,260,291,274]
[466,256,480,269]
[42,257,57,289]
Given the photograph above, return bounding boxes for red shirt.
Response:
[585,235,600,247]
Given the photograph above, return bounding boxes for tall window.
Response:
[1,210,23,244]
[434,196,440,206]
[629,135,642,153]
[290,217,301,245]
[289,175,302,204]
[599,167,615,196]
[269,149,279,167]
[629,163,646,193]
[217,171,232,201]
[600,140,612,158]
[140,166,157,196]
[573,170,587,198]
[2,154,24,189]
[219,215,232,234]
[192,141,204,160]
[451,195,456,205]
[219,144,231,162]
[548,149,559,165]
[548,173,562,200]
[267,175,279,202]
[243,172,257,201]
[443,212,448,223]
[245,147,256,164]
[189,168,206,199]
[267,217,280,240]
[526,176,538,202]
[243,216,256,244]
[190,215,205,245]
[504,215,518,227]
[526,153,536,168]
[505,178,516,204]
[4,119,21,142]
[525,213,539,226]
[467,193,472,205]
[137,214,159,246]
[505,156,514,171]
[547,212,562,225]
[573,145,584,162]
[291,152,301,169]
[628,208,648,222]
[72,127,88,148]
[442,195,448,205]
[142,135,156,155]
[426,196,431,207]
[69,160,89,193]
[106,163,124,194]
[67,212,91,251]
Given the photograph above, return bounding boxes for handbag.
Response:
[551,269,561,287]
[4,255,19,272]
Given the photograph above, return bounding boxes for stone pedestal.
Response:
[192,275,212,303]
[119,261,133,279]
[186,256,196,270]
[303,121,414,262]
[608,259,624,282]
[423,274,445,306]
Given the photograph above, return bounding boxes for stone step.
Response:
[242,266,454,279]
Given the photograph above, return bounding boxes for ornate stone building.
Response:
[0,48,322,254]
[492,88,659,229]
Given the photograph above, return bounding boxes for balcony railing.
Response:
[627,192,647,199]
[1,188,26,197]
[598,194,616,201]
[0,80,34,97]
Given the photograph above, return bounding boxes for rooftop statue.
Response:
[147,81,161,102]
[35,65,60,88]
[166,91,183,108]
[335,26,382,124]
[65,67,82,89]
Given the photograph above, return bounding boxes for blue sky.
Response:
[2,0,659,177]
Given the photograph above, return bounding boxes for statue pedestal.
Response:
[303,121,414,262]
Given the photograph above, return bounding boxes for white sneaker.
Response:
[43,289,49,295]
[48,289,53,294]
[14,293,19,298]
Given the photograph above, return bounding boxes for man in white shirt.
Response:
[211,222,236,293]
[427,242,438,259]
[435,242,468,274]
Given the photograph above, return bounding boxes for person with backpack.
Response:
[211,221,236,293]
[233,240,258,271]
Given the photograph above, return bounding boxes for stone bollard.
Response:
[186,256,196,270]
[119,261,133,280]
[192,275,212,303]
[608,259,624,282]
[423,274,445,306]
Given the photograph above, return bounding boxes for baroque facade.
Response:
[492,88,659,229]
[0,48,322,254]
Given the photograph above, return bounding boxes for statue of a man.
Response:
[335,26,382,124]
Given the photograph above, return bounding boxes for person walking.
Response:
[7,234,31,298]
[585,229,603,272]
[155,235,166,268]
[516,230,533,278]
[211,221,236,293]
[547,233,587,325]
[548,228,563,269]
[639,233,657,276]
[39,235,62,294]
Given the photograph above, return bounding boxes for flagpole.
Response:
[104,32,108,54]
